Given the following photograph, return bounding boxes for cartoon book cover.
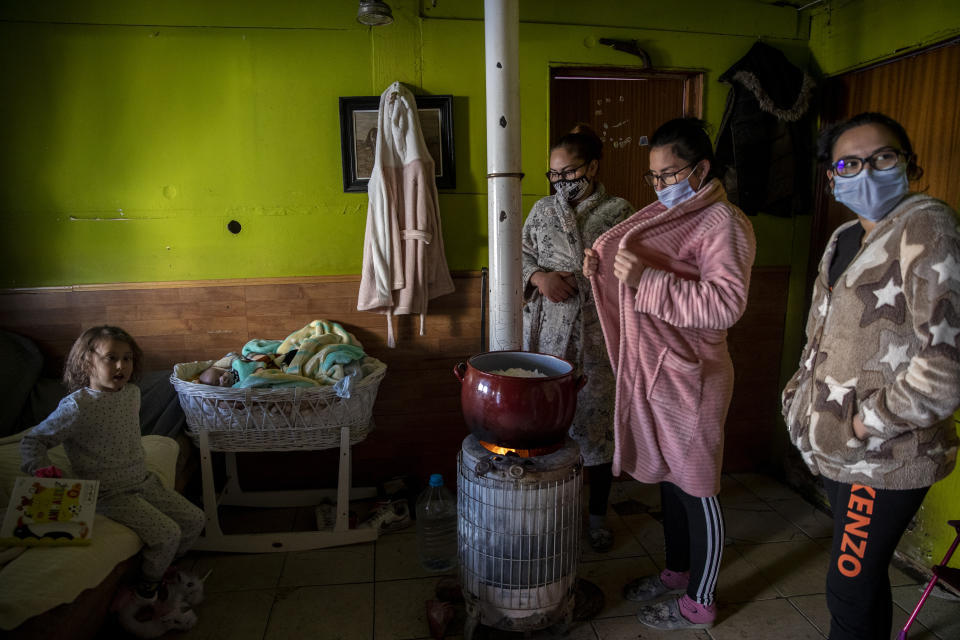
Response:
[0,477,100,546]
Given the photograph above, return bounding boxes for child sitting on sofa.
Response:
[19,326,205,636]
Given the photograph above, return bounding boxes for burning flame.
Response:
[478,440,562,458]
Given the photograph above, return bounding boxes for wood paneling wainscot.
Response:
[0,267,788,488]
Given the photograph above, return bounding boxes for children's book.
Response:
[0,477,100,546]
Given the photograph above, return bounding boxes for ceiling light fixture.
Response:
[357,0,394,26]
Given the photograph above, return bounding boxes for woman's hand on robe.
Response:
[531,270,577,303]
[582,248,599,278]
[613,248,646,287]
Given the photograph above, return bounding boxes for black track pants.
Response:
[822,477,928,640]
[588,462,613,517]
[660,481,725,606]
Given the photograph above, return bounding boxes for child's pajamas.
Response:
[21,385,147,486]
[98,473,205,581]
[21,385,205,579]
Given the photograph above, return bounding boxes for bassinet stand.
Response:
[192,426,378,552]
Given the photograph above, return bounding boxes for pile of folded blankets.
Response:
[193,320,377,396]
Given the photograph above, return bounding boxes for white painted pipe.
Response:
[484,0,523,351]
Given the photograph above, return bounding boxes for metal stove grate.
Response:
[457,434,582,633]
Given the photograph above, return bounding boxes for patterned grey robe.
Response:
[521,183,633,465]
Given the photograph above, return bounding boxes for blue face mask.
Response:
[832,165,909,222]
[655,166,703,209]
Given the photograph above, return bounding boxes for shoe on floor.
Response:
[110,585,156,615]
[587,526,614,552]
[636,595,716,630]
[161,567,206,607]
[360,499,412,533]
[114,584,199,639]
[622,570,688,602]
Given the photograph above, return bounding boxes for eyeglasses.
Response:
[545,162,586,182]
[643,162,695,187]
[832,148,906,178]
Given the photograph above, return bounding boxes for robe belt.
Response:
[402,230,432,244]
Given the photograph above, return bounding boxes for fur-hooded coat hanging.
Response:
[715,41,816,217]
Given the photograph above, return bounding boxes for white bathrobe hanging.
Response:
[357,81,455,347]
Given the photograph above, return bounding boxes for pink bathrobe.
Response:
[589,179,755,497]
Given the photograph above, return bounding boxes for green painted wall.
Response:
[0,3,376,285]
[0,0,809,289]
[809,0,960,76]
[807,0,960,573]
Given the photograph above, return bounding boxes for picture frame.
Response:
[339,94,456,193]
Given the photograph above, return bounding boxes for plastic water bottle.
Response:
[416,473,458,572]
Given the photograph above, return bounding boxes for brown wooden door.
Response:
[549,68,702,211]
[812,39,960,264]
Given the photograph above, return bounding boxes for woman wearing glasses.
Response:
[521,123,633,553]
[583,118,756,630]
[782,112,960,640]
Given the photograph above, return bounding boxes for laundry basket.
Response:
[170,358,387,452]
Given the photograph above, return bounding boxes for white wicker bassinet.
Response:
[170,359,386,452]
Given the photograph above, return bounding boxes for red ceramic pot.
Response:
[453,351,587,449]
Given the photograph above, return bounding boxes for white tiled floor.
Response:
[114,473,959,640]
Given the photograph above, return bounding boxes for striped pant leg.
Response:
[663,483,724,606]
[660,482,724,605]
[686,492,725,606]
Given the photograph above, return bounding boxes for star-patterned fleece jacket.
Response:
[782,193,960,490]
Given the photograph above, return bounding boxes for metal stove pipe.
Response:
[484,0,523,351]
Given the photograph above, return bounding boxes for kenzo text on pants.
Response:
[838,483,874,577]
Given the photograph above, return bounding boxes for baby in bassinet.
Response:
[189,322,370,389]
[193,350,281,387]
[196,366,238,387]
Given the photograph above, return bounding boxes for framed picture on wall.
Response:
[338,94,455,193]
